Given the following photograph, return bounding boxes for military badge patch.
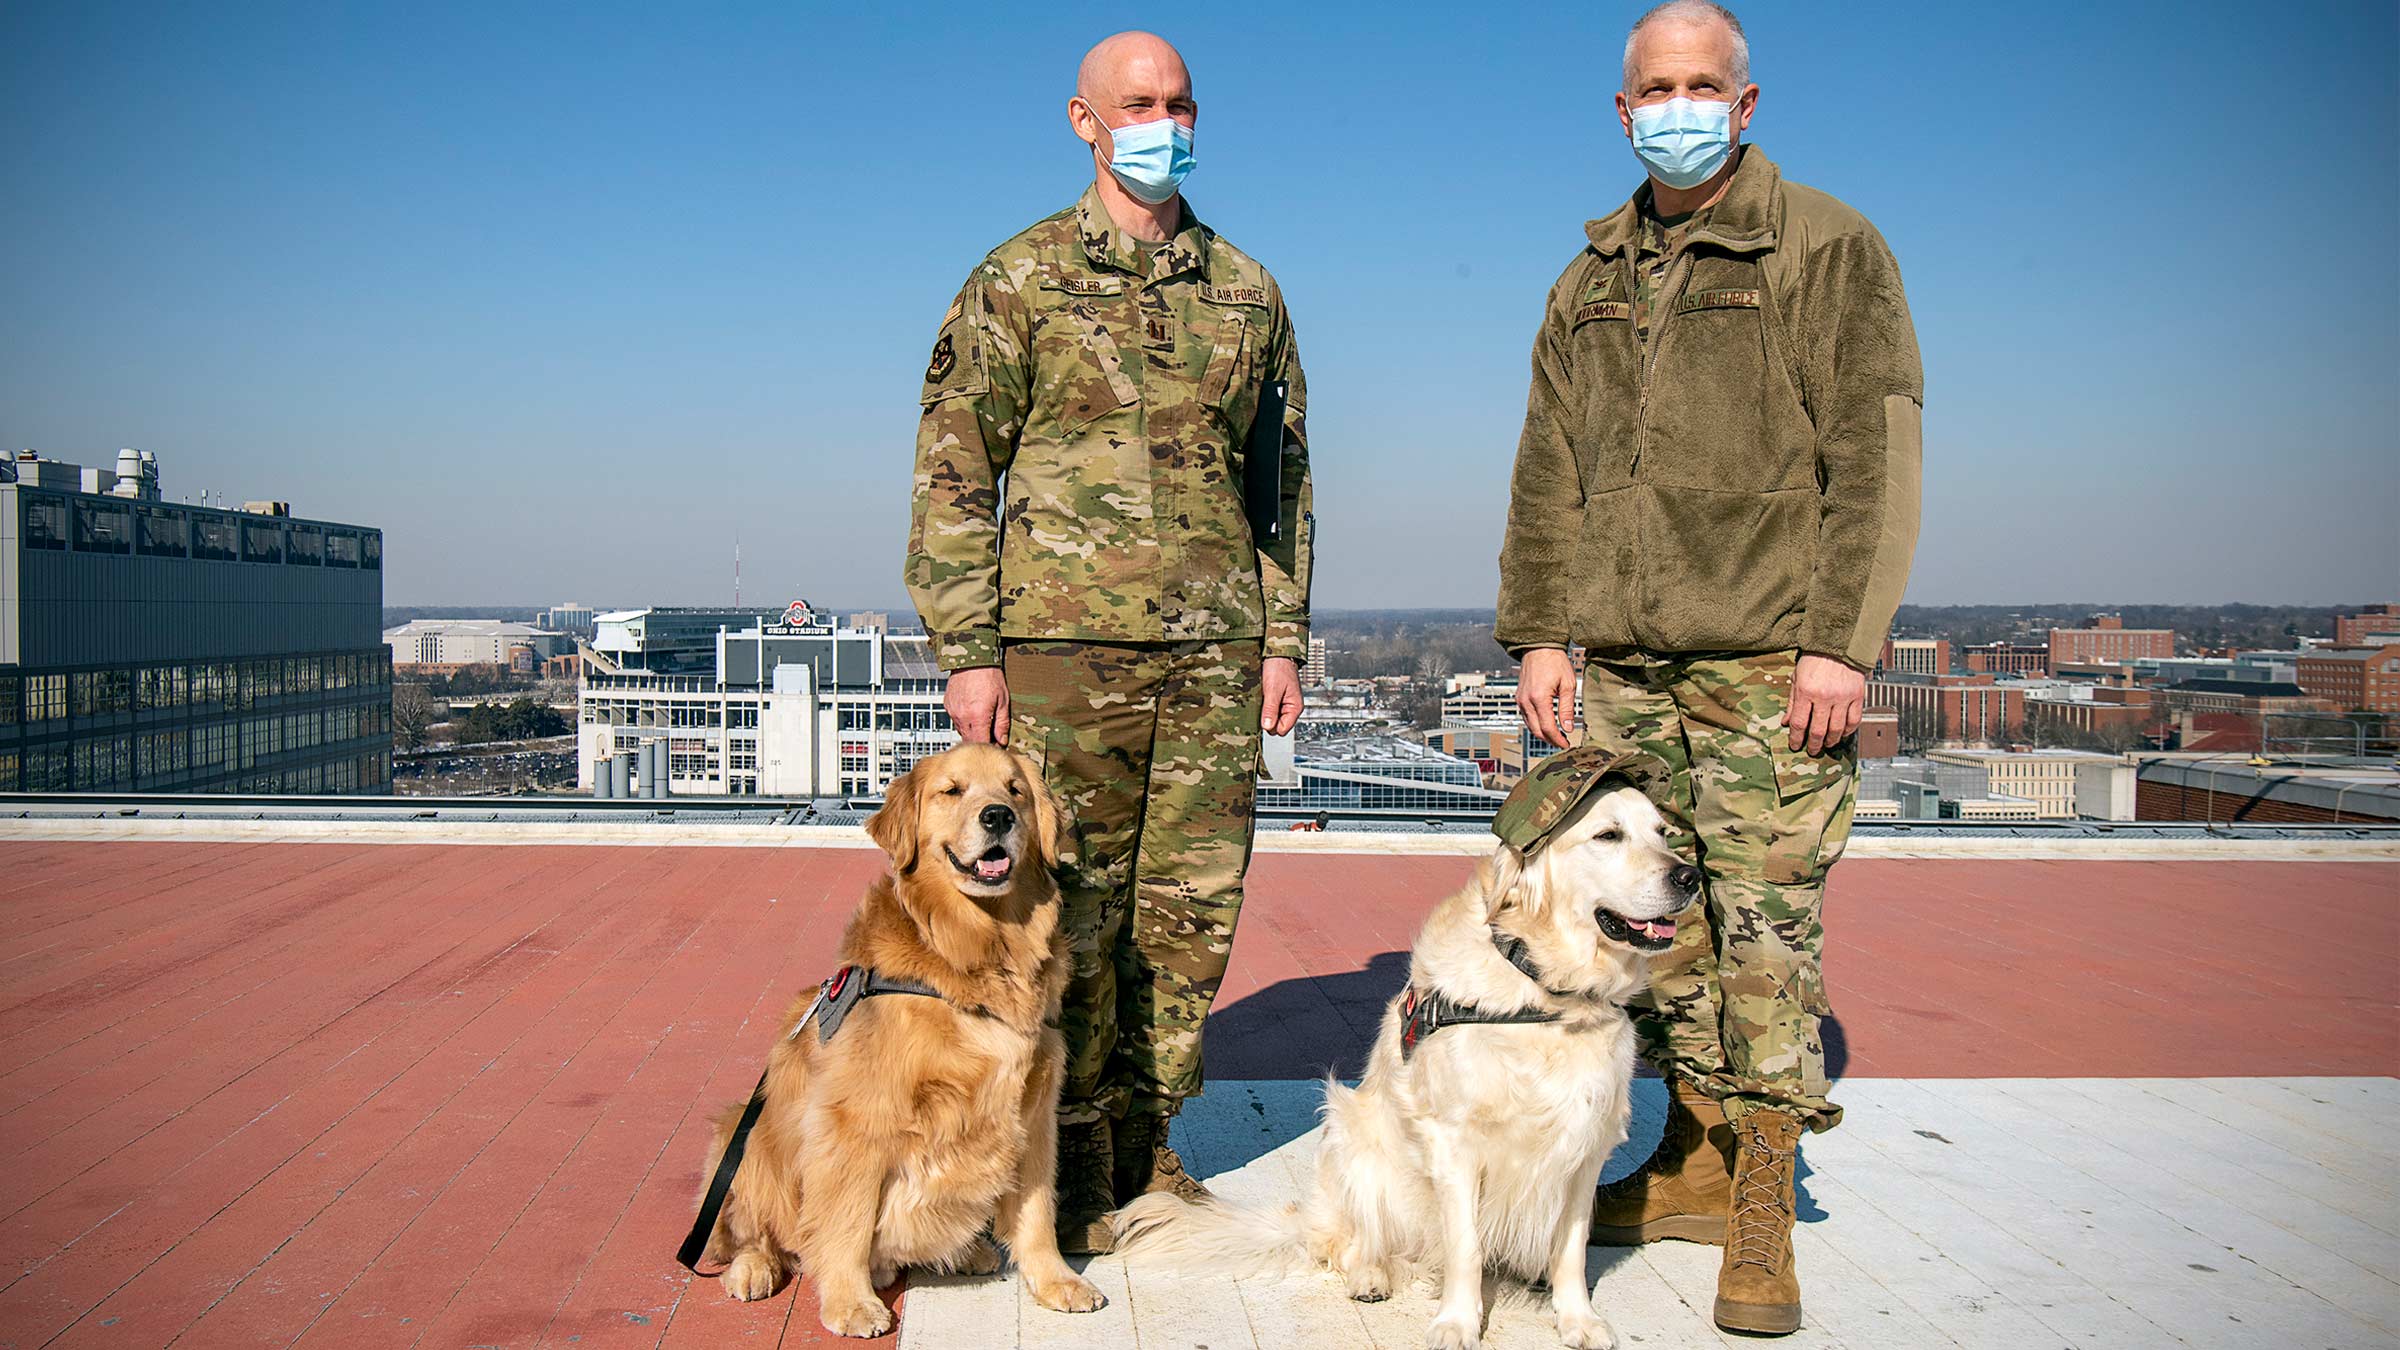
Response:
[926,334,956,382]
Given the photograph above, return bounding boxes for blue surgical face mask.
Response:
[1101,114,1195,205]
[1628,96,1735,190]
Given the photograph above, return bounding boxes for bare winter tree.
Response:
[392,683,443,751]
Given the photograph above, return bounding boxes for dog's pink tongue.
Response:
[975,857,1012,881]
[1636,919,1676,940]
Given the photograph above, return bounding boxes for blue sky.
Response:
[3,1,2394,611]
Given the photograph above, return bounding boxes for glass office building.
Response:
[1255,735,1507,815]
[0,452,393,793]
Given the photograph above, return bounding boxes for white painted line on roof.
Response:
[0,818,879,849]
[0,817,2392,861]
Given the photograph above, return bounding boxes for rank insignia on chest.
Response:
[926,334,956,382]
[1143,315,1173,349]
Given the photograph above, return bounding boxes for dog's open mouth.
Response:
[945,844,1015,885]
[1596,907,1677,953]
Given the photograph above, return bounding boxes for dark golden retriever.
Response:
[693,743,1105,1337]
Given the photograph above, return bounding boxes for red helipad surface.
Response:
[0,839,2391,1348]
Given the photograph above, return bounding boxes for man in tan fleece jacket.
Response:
[1495,2,1922,1336]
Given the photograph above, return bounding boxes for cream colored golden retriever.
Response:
[692,743,1105,1337]
[1112,784,1695,1350]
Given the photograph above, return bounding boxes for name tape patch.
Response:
[1678,288,1762,313]
[1199,284,1269,308]
[1045,276,1124,296]
[1574,300,1632,323]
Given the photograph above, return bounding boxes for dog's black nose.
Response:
[979,803,1016,833]
[1669,863,1702,895]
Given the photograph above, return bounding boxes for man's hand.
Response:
[1516,647,1578,749]
[1785,654,1864,755]
[945,666,1010,744]
[1261,657,1303,736]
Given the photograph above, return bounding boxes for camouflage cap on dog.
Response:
[1490,745,1671,854]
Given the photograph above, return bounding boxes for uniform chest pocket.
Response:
[1568,269,1638,491]
[1034,284,1140,437]
[1198,287,1273,443]
[1195,285,1267,401]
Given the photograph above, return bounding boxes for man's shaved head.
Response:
[1067,29,1198,218]
[1076,30,1190,106]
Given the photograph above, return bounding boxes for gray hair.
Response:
[1623,0,1750,92]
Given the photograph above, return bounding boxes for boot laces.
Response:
[1727,1121,1796,1272]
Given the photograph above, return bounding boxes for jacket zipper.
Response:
[1630,241,1696,653]
[1630,245,1696,476]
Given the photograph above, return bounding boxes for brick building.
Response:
[2024,687,2152,743]
[2333,605,2400,648]
[1866,671,2026,747]
[2295,644,2400,713]
[2049,615,2175,669]
[1855,709,1899,759]
[2147,678,2326,720]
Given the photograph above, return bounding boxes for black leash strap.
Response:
[678,1065,769,1273]
[675,965,950,1275]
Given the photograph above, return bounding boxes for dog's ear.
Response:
[1481,842,1526,918]
[1009,749,1072,869]
[866,762,923,872]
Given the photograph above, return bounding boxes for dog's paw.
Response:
[1029,1271,1106,1314]
[1425,1312,1481,1350]
[952,1236,1002,1277]
[1344,1263,1393,1302]
[820,1295,895,1338]
[721,1251,780,1302]
[871,1261,897,1290]
[1556,1308,1616,1350]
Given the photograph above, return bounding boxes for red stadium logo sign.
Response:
[780,600,813,628]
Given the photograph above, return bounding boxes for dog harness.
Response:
[675,963,951,1274]
[790,962,945,1044]
[1398,931,1570,1060]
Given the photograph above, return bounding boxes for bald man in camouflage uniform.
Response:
[904,31,1311,1254]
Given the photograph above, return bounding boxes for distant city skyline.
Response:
[5,2,2394,611]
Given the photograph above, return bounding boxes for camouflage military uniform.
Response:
[1498,150,1923,1135]
[1006,640,1262,1121]
[1631,205,1694,353]
[1580,649,1853,1131]
[905,186,1312,1128]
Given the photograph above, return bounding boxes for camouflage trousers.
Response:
[1004,639,1263,1126]
[1579,649,1855,1131]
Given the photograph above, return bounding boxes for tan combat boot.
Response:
[1054,1118,1117,1255]
[1115,1111,1211,1203]
[1591,1077,1735,1244]
[1714,1109,1805,1335]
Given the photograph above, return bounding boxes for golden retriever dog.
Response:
[692,743,1106,1337]
[1112,784,1696,1350]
